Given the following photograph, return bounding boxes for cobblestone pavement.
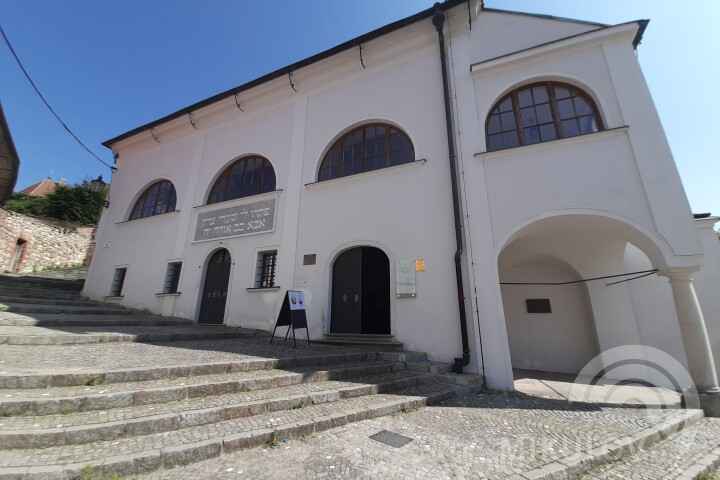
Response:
[578,416,720,479]
[0,337,366,374]
[139,393,704,480]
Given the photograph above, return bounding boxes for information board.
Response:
[396,260,417,298]
[270,290,310,347]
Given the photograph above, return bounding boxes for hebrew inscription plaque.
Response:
[194,198,276,242]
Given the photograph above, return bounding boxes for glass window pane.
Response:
[578,115,598,134]
[557,99,575,119]
[536,104,553,124]
[499,98,513,112]
[520,107,538,127]
[500,112,516,130]
[555,87,571,99]
[532,86,549,103]
[574,97,592,116]
[391,150,412,165]
[524,127,540,144]
[487,114,501,135]
[503,131,519,148]
[539,124,557,142]
[517,89,533,108]
[488,134,503,151]
[562,119,580,137]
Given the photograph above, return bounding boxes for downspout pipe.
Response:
[432,5,471,374]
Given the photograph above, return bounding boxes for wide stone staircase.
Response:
[0,272,471,479]
[0,270,719,479]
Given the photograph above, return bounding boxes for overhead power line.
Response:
[0,24,115,171]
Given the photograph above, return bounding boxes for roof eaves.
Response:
[481,7,609,28]
[103,0,467,148]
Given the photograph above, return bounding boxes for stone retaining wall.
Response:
[0,208,96,273]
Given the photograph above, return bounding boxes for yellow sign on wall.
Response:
[415,259,425,272]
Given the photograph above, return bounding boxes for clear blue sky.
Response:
[1,1,718,217]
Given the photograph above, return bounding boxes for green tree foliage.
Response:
[4,180,106,224]
[3,193,48,216]
[44,180,105,224]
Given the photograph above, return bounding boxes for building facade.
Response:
[84,1,720,398]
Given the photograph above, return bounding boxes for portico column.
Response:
[663,268,720,393]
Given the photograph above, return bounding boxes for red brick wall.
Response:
[0,208,97,273]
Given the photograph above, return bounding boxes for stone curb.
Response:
[673,445,720,480]
[511,409,705,480]
[0,316,193,327]
[0,388,455,479]
[0,350,379,390]
[0,360,404,416]
[0,295,123,307]
[1,373,430,449]
[0,304,141,315]
[0,329,256,345]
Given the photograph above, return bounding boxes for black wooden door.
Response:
[330,248,363,333]
[199,249,231,325]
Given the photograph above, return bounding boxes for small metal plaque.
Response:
[415,259,425,272]
[303,254,316,265]
[194,198,276,242]
[369,430,413,448]
[526,298,551,313]
[396,260,416,298]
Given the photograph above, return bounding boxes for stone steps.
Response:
[0,301,143,315]
[0,324,262,345]
[0,294,120,307]
[1,370,433,449]
[0,383,456,480]
[0,277,84,292]
[0,360,405,415]
[577,417,720,480]
[0,286,82,300]
[0,312,193,327]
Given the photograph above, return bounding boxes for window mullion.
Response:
[547,82,564,138]
[512,91,524,146]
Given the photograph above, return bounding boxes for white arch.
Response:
[494,209,677,272]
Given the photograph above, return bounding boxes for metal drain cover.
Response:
[369,430,413,448]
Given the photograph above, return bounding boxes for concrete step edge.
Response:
[0,351,379,390]
[0,317,193,327]
[0,385,457,479]
[0,330,256,345]
[507,409,706,480]
[0,360,405,415]
[0,373,432,449]
[0,296,123,307]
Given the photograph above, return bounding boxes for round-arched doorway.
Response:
[330,246,390,334]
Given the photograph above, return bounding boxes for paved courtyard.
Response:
[141,393,720,480]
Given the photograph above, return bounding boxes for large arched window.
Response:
[486,81,603,152]
[129,180,177,220]
[318,123,414,181]
[207,155,276,205]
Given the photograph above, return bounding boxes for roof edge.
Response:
[481,7,609,28]
[103,0,467,148]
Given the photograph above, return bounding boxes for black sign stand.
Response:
[270,291,310,348]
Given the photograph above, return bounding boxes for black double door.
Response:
[199,249,231,324]
[330,247,390,335]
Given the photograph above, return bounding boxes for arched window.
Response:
[207,155,276,205]
[486,81,603,152]
[318,123,414,181]
[129,180,177,220]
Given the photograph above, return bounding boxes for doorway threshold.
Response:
[315,333,403,351]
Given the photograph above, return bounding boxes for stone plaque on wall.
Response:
[194,198,276,242]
